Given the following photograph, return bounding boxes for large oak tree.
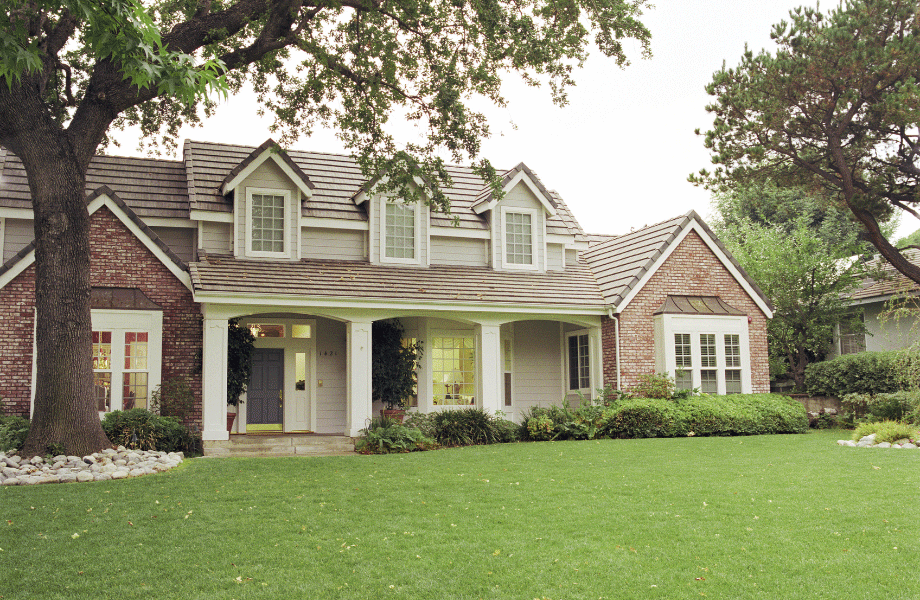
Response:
[0,0,650,456]
[692,0,920,282]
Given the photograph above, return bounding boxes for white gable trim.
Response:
[472,171,557,217]
[0,195,192,291]
[353,175,429,206]
[190,209,234,223]
[221,150,313,199]
[614,219,773,318]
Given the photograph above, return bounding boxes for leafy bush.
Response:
[841,390,920,422]
[0,415,29,453]
[403,412,437,439]
[101,409,200,453]
[852,420,919,444]
[151,376,195,421]
[805,351,904,397]
[520,404,576,441]
[604,398,685,438]
[627,372,676,399]
[356,415,435,454]
[432,407,500,446]
[492,418,521,443]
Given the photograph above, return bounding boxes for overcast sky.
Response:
[112,0,918,239]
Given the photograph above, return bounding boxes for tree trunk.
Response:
[18,142,112,457]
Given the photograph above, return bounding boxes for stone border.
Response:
[1,446,183,485]
[837,433,919,449]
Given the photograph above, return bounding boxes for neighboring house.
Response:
[831,247,920,357]
[0,140,772,453]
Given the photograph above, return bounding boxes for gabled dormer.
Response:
[472,163,558,273]
[220,139,315,261]
[353,176,431,267]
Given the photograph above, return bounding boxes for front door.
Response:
[247,348,284,432]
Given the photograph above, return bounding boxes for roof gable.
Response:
[220,138,315,199]
[0,187,192,291]
[583,210,773,317]
[471,163,557,216]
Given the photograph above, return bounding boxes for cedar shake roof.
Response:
[190,254,605,308]
[0,149,189,219]
[583,210,771,312]
[653,295,745,316]
[850,247,920,303]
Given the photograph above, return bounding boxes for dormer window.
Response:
[246,188,290,258]
[381,200,421,264]
[502,207,537,270]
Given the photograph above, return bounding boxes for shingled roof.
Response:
[582,210,771,312]
[850,247,920,304]
[191,254,605,309]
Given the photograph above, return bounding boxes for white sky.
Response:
[111,0,919,239]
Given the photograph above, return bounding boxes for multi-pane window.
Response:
[568,333,590,391]
[250,193,286,253]
[699,333,717,393]
[385,202,416,260]
[724,334,742,393]
[674,333,693,390]
[122,332,148,410]
[93,330,150,411]
[839,314,866,355]
[432,334,476,406]
[505,212,533,265]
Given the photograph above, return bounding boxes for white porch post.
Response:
[478,323,502,415]
[202,317,229,441]
[346,320,373,437]
[589,325,604,398]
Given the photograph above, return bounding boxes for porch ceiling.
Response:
[190,255,606,310]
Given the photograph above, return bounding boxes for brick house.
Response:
[0,140,772,454]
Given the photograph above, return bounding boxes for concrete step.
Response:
[204,435,355,457]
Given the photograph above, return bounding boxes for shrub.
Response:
[852,420,919,444]
[151,376,195,421]
[101,409,200,453]
[519,404,574,441]
[604,398,685,438]
[841,390,920,422]
[432,407,500,446]
[0,415,29,453]
[403,411,437,439]
[356,415,435,454]
[805,351,903,397]
[627,372,676,399]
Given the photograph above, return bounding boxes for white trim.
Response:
[472,170,557,216]
[545,233,577,245]
[141,217,197,229]
[564,329,593,395]
[0,207,35,219]
[0,247,35,289]
[379,197,422,266]
[221,150,313,199]
[500,206,539,271]
[295,189,303,260]
[430,225,490,239]
[353,175,428,206]
[300,217,369,231]
[0,216,6,266]
[615,219,774,318]
[542,216,548,272]
[244,187,292,259]
[190,209,234,223]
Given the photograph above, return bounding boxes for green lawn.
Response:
[2,430,917,599]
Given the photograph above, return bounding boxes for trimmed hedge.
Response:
[805,351,904,397]
[101,409,200,453]
[522,394,808,440]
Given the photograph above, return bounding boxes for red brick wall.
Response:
[0,206,203,426]
[601,230,770,394]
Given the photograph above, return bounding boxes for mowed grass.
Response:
[2,430,918,600]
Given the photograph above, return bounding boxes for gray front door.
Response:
[248,348,284,426]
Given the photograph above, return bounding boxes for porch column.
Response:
[202,318,229,441]
[346,320,373,437]
[589,325,604,398]
[478,323,502,415]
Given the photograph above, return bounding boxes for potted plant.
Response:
[226,318,256,431]
[372,319,423,421]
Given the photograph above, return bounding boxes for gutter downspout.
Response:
[607,307,621,391]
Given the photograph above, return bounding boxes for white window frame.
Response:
[656,314,751,395]
[379,198,422,265]
[838,312,866,355]
[565,329,592,395]
[245,187,291,258]
[501,206,539,271]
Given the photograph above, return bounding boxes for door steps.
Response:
[203,434,355,457]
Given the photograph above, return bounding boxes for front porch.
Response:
[204,433,356,457]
